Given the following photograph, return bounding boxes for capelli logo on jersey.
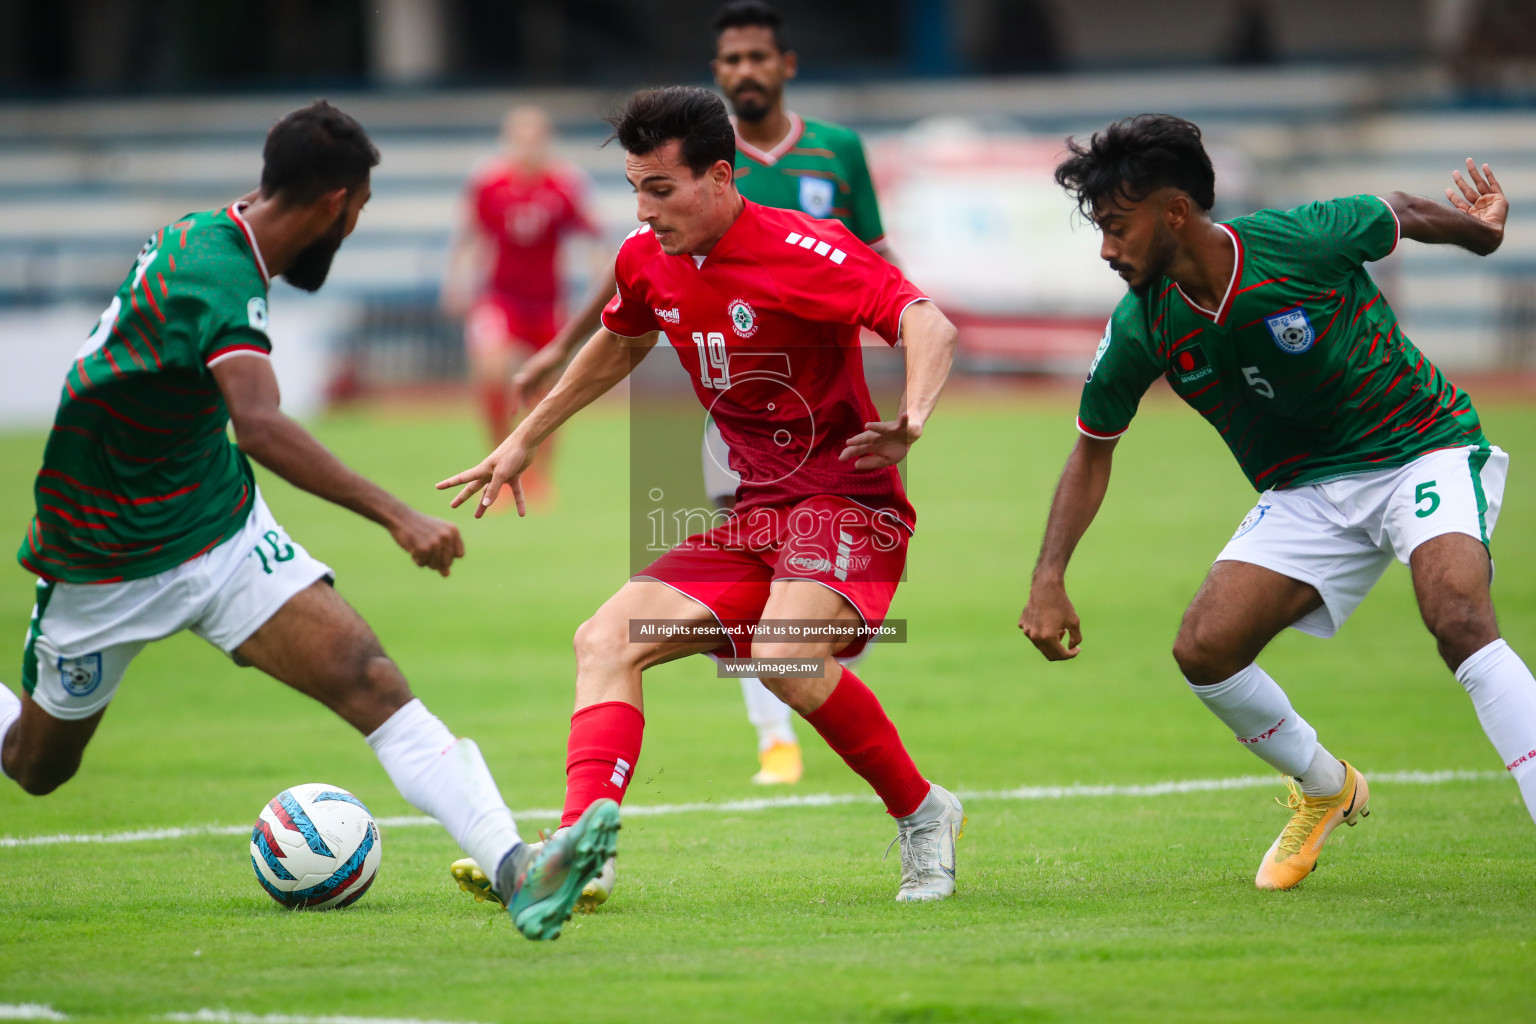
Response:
[654,307,681,325]
[728,299,758,338]
[247,297,269,331]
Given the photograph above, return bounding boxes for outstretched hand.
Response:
[1447,158,1508,239]
[436,438,535,518]
[839,412,919,470]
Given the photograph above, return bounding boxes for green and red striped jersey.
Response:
[733,113,887,249]
[1077,194,1486,492]
[18,204,271,583]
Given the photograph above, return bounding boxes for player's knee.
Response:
[574,615,637,672]
[759,678,810,714]
[335,648,411,725]
[361,652,409,696]
[750,639,831,666]
[1172,623,1242,686]
[1425,598,1499,668]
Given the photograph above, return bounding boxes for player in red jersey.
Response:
[441,106,597,498]
[440,86,965,904]
[510,1,900,791]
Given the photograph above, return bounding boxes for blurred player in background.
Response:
[440,86,964,910]
[0,101,616,941]
[1020,113,1534,891]
[513,0,897,787]
[441,105,597,504]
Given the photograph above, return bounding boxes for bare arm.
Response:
[212,355,464,576]
[440,202,484,318]
[508,261,617,413]
[838,300,958,469]
[1385,159,1507,257]
[1018,434,1118,660]
[437,327,658,516]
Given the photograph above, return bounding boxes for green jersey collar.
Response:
[1174,222,1243,325]
[734,110,805,167]
[227,202,271,287]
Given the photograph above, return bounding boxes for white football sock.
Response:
[366,698,522,870]
[1190,663,1344,793]
[1455,638,1536,825]
[741,676,796,751]
[0,684,19,780]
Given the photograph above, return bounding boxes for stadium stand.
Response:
[1,65,1532,423]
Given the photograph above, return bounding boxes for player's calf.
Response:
[0,694,102,796]
[750,647,839,715]
[234,582,413,735]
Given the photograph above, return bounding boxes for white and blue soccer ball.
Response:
[250,782,381,910]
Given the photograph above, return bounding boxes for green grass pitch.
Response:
[1,393,1533,1023]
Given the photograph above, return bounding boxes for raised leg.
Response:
[237,580,523,878]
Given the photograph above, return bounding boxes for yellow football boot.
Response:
[453,839,617,914]
[1255,760,1370,891]
[451,856,504,908]
[751,740,803,785]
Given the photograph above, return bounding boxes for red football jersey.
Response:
[468,160,596,303]
[602,200,927,527]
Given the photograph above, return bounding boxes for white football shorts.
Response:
[1216,444,1507,639]
[21,489,331,720]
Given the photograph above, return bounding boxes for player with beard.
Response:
[0,101,617,940]
[505,1,894,808]
[1019,113,1535,890]
[712,0,890,256]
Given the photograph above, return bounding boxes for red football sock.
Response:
[802,669,929,817]
[479,382,510,443]
[561,700,644,827]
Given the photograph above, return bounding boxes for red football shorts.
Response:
[467,293,559,354]
[633,495,909,659]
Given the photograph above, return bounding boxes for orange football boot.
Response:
[1256,760,1370,890]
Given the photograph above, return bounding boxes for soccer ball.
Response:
[250,782,381,910]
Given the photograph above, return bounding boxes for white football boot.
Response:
[891,783,965,903]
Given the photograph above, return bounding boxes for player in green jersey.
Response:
[712,0,888,254]
[1018,114,1535,890]
[0,101,617,940]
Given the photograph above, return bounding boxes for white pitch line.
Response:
[0,1007,67,1021]
[164,1010,488,1024]
[0,769,1505,850]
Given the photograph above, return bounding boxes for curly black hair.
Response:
[1055,114,1215,218]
